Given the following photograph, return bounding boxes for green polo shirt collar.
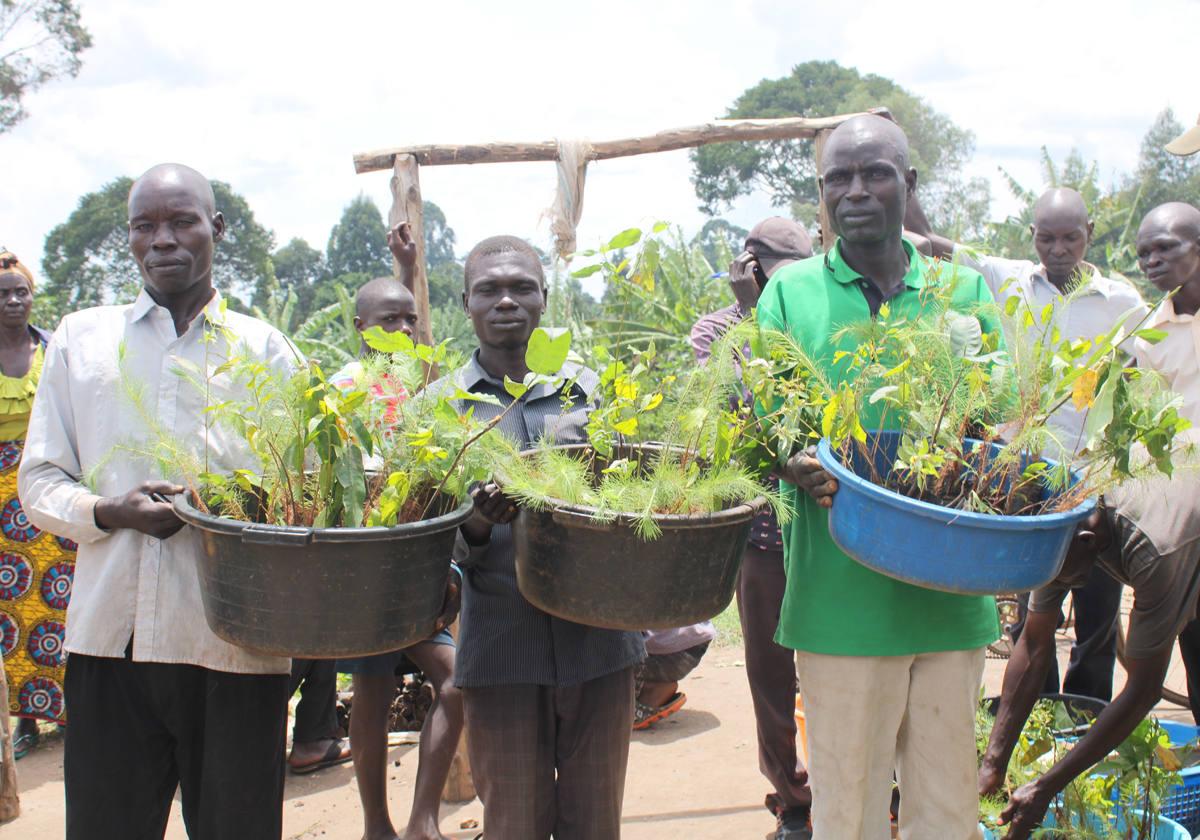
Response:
[824,237,925,291]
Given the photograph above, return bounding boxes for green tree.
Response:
[260,236,326,322]
[690,218,748,269]
[309,271,371,313]
[1125,108,1200,218]
[325,195,390,278]
[0,0,92,132]
[423,200,457,267]
[690,60,990,237]
[40,177,275,325]
[583,224,733,379]
[272,237,325,296]
[427,262,462,309]
[421,200,463,310]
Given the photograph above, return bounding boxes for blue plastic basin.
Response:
[816,431,1096,595]
[981,811,1189,839]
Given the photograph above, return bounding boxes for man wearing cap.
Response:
[907,187,1149,704]
[691,217,814,840]
[1167,114,1200,157]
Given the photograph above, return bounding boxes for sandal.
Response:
[13,730,38,760]
[288,738,352,775]
[633,692,687,730]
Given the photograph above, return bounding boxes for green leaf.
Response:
[869,385,899,404]
[571,263,603,278]
[349,415,374,457]
[504,376,529,399]
[651,221,670,233]
[1084,364,1119,443]
[1004,296,1020,318]
[613,416,638,435]
[334,447,366,527]
[362,325,415,354]
[605,228,642,250]
[453,390,502,405]
[525,328,571,376]
[1134,328,1168,344]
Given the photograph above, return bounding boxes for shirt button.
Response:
[145,536,157,547]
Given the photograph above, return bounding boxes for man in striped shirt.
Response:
[430,235,644,840]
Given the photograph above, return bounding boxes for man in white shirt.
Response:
[909,187,1149,703]
[1133,202,1200,426]
[18,164,301,839]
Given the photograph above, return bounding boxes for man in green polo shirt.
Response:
[756,114,1000,840]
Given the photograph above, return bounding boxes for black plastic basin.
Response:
[174,492,471,658]
[509,444,766,631]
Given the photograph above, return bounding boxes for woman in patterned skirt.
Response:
[0,251,71,760]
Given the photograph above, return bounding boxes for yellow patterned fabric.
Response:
[0,434,75,723]
[0,345,41,441]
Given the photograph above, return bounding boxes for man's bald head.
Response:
[355,276,418,348]
[818,115,916,247]
[129,163,216,215]
[1140,202,1200,242]
[356,276,415,319]
[1032,188,1089,229]
[126,162,225,303]
[1137,202,1200,298]
[1030,188,1093,286]
[820,114,911,173]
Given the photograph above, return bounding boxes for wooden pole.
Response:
[355,109,891,173]
[388,154,434,348]
[813,128,834,251]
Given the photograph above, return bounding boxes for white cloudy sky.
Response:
[2,0,1198,278]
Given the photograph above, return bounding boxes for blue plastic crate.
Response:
[1161,767,1200,836]
[1156,721,1200,834]
[1160,720,1200,747]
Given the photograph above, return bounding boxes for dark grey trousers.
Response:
[462,666,635,840]
[737,544,812,814]
[288,658,339,744]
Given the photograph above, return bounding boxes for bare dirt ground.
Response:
[9,631,1195,839]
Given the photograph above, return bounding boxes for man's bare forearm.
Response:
[983,610,1058,778]
[1036,651,1170,795]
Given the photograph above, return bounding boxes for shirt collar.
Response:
[460,348,598,401]
[130,287,225,329]
[1148,297,1195,326]
[824,237,925,291]
[1031,262,1109,298]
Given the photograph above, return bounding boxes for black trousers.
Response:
[63,650,289,840]
[1014,564,1122,701]
[288,658,339,744]
[737,544,811,813]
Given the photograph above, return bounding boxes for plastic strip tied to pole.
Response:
[542,139,593,262]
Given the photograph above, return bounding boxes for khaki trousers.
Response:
[795,647,985,840]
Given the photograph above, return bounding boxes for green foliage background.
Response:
[690,60,992,239]
[28,94,1198,376]
[0,0,92,132]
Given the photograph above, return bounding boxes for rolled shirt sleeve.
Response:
[690,304,741,365]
